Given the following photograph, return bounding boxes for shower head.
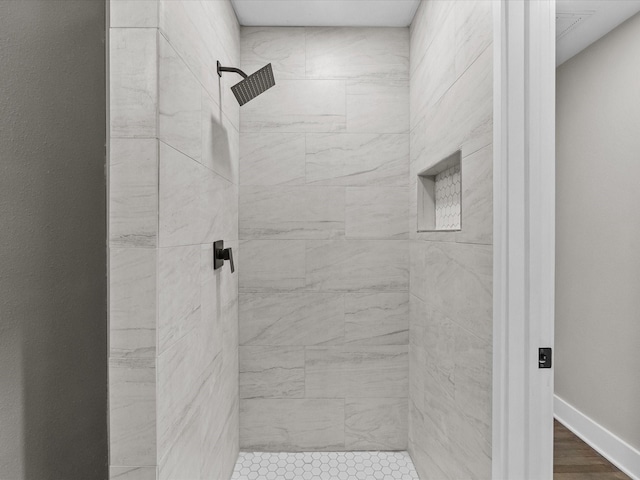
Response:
[217,61,275,106]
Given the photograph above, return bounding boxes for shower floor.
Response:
[231,451,420,480]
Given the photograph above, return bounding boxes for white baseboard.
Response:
[554,395,640,480]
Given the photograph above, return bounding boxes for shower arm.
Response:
[217,61,248,79]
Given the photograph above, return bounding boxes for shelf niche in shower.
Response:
[417,150,462,232]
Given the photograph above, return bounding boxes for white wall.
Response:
[556,11,640,453]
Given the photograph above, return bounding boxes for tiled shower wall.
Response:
[238,27,410,451]
[408,1,493,479]
[108,1,240,479]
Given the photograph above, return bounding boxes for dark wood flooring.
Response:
[554,420,630,479]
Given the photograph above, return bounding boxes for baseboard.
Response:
[554,395,640,480]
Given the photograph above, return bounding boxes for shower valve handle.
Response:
[214,240,234,273]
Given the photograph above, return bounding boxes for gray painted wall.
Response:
[556,11,640,451]
[0,1,107,479]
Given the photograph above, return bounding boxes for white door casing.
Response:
[492,0,556,478]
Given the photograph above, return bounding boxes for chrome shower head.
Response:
[217,61,275,106]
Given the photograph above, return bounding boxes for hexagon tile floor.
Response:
[231,451,420,480]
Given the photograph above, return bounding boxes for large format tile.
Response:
[157,245,201,354]
[241,80,346,133]
[156,327,207,465]
[240,399,345,451]
[109,138,158,247]
[347,81,409,134]
[110,0,158,28]
[109,358,156,466]
[306,239,409,292]
[240,133,305,186]
[157,403,201,480]
[110,248,156,358]
[159,142,237,246]
[239,292,344,346]
[345,398,408,450]
[240,346,305,398]
[240,186,345,239]
[241,27,306,80]
[454,0,493,77]
[110,28,157,138]
[202,90,238,184]
[239,240,306,291]
[453,326,492,446]
[306,133,409,186]
[306,27,409,80]
[345,186,409,239]
[419,46,493,170]
[159,35,201,162]
[457,144,493,245]
[109,467,156,480]
[345,292,409,345]
[305,346,408,398]
[158,0,219,105]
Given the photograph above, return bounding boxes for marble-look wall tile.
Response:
[158,0,218,106]
[202,90,238,184]
[410,13,456,127]
[110,0,158,28]
[240,133,305,186]
[409,0,493,475]
[409,0,455,77]
[306,239,409,292]
[240,346,305,398]
[159,142,237,247]
[454,0,493,77]
[347,81,409,134]
[109,466,156,480]
[110,248,156,358]
[240,399,345,451]
[159,34,201,162]
[157,245,201,354]
[345,292,409,345]
[454,326,492,446]
[201,390,239,480]
[345,186,409,238]
[305,346,408,398]
[157,405,201,480]
[418,46,492,171]
[109,357,156,466]
[306,133,409,186]
[156,326,206,465]
[457,144,493,245]
[239,292,344,346]
[241,80,346,133]
[345,398,408,450]
[240,186,345,239]
[238,25,410,452]
[110,28,157,138]
[241,27,306,80]
[306,27,409,80]
[110,138,158,247]
[239,240,306,291]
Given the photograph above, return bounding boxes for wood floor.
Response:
[554,420,630,479]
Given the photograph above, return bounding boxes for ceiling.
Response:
[557,0,640,65]
[230,0,421,27]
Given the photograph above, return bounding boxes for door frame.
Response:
[492,0,556,478]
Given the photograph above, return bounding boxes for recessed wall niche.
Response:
[417,150,462,232]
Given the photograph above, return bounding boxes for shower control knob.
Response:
[213,240,234,273]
